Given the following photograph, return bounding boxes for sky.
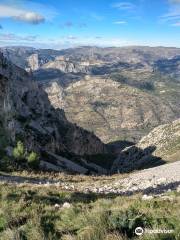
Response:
[0,0,180,49]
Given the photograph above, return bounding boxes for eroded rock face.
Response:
[26,53,39,71]
[45,82,65,109]
[111,119,180,173]
[137,119,180,160]
[52,76,179,143]
[43,57,90,74]
[0,52,107,158]
[1,46,180,143]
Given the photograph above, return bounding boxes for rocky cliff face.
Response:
[136,118,180,161]
[26,53,39,71]
[45,81,65,109]
[48,75,179,143]
[154,56,180,78]
[1,46,180,143]
[1,47,60,70]
[42,57,90,74]
[0,52,107,173]
[111,119,180,173]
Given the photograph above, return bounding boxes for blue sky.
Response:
[0,0,180,49]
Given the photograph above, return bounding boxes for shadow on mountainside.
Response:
[33,68,85,87]
[107,140,135,154]
[69,181,180,197]
[0,52,176,178]
[1,173,179,200]
[111,145,166,174]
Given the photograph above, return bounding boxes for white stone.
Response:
[54,204,60,210]
[142,194,154,200]
[156,177,167,184]
[62,202,71,209]
[161,196,173,201]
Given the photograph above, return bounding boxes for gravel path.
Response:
[0,161,180,196]
[80,161,180,195]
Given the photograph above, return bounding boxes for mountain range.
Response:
[0,46,180,173]
[0,51,108,174]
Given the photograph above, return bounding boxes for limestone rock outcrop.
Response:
[111,119,180,173]
[0,52,107,173]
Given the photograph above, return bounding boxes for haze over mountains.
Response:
[2,46,180,143]
[1,0,180,238]
[0,45,180,174]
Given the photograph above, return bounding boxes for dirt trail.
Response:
[0,161,180,196]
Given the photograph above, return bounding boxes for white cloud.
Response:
[14,12,44,24]
[60,21,87,29]
[0,4,45,24]
[0,35,132,49]
[112,2,139,19]
[90,13,104,21]
[171,21,180,26]
[79,23,87,28]
[66,35,78,40]
[112,2,135,11]
[169,0,180,3]
[61,21,73,27]
[160,8,180,22]
[0,33,37,41]
[160,0,180,25]
[113,21,127,24]
[43,36,136,49]
[1,34,180,49]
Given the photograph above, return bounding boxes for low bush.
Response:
[0,156,12,171]
[11,141,40,170]
[0,185,179,240]
[108,207,151,237]
[27,152,40,170]
[13,141,26,162]
[0,215,6,232]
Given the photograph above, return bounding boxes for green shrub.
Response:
[0,122,9,150]
[12,141,40,169]
[0,215,6,232]
[108,207,151,238]
[0,136,8,150]
[27,152,40,169]
[0,156,12,171]
[13,141,25,162]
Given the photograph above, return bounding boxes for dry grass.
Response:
[0,170,130,188]
[0,183,179,240]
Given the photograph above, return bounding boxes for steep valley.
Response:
[2,46,180,143]
[45,74,179,143]
[0,46,180,174]
[1,1,180,238]
[0,52,109,174]
[0,46,180,240]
